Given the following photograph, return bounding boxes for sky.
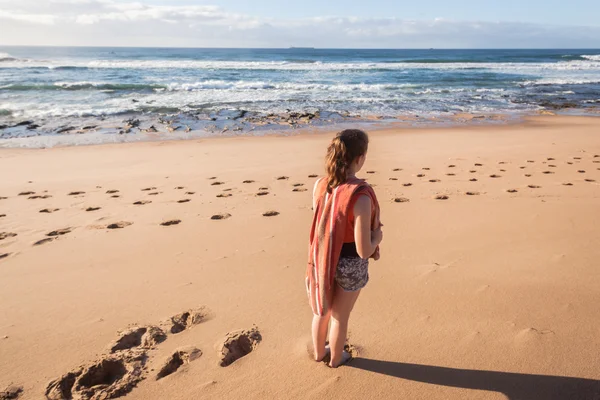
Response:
[1,0,599,48]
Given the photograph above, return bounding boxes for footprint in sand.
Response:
[185,191,195,195]
[434,195,449,200]
[567,162,574,165]
[308,174,319,178]
[475,163,483,167]
[389,178,398,181]
[277,176,289,180]
[177,199,191,203]
[169,308,210,334]
[520,166,526,169]
[499,161,507,165]
[223,188,233,192]
[293,183,305,187]
[499,169,506,172]
[40,208,60,213]
[47,228,71,237]
[470,178,478,182]
[528,185,541,189]
[256,191,269,196]
[0,232,17,241]
[211,213,231,220]
[1,385,22,399]
[211,182,225,186]
[578,170,586,173]
[547,157,555,161]
[106,222,132,229]
[525,174,532,177]
[106,190,119,194]
[141,187,157,191]
[429,179,440,183]
[403,183,413,187]
[573,157,582,160]
[85,207,101,212]
[446,173,456,176]
[161,220,181,226]
[133,200,151,205]
[175,187,185,190]
[542,171,554,174]
[110,195,120,198]
[217,193,232,198]
[148,192,160,196]
[563,183,574,186]
[34,238,55,246]
[0,196,7,200]
[465,191,480,196]
[394,197,410,203]
[448,165,456,168]
[0,214,5,218]
[156,347,202,380]
[470,170,477,173]
[219,326,262,367]
[585,179,596,182]
[393,168,402,172]
[208,177,217,180]
[263,211,280,217]
[108,326,166,353]
[29,195,52,199]
[489,174,501,178]
[507,189,518,193]
[549,165,557,168]
[18,191,35,196]
[422,167,430,171]
[0,253,10,260]
[45,351,147,400]
[417,174,426,178]
[293,188,308,192]
[68,191,85,196]
[527,160,535,163]
[243,180,255,184]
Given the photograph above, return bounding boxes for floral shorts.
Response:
[335,257,369,292]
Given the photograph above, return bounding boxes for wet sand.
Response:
[1,115,600,399]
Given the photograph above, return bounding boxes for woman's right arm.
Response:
[354,195,383,259]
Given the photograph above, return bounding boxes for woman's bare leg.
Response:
[329,285,361,367]
[312,311,331,361]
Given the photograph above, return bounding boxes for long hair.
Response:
[325,129,369,192]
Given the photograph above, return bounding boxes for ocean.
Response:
[1,47,599,147]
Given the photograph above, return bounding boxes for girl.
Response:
[306,129,383,368]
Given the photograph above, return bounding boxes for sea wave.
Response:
[0,52,18,62]
[521,78,600,86]
[582,55,600,61]
[0,82,166,91]
[2,59,600,72]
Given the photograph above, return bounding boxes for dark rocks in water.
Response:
[132,99,140,103]
[123,118,141,128]
[145,125,158,133]
[56,126,75,134]
[82,125,97,130]
[27,124,40,130]
[539,101,578,110]
[13,120,33,127]
[0,125,7,130]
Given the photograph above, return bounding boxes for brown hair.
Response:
[325,129,369,191]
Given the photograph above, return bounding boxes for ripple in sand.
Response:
[0,232,18,240]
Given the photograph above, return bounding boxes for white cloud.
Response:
[0,0,598,47]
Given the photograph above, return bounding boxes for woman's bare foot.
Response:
[315,345,331,362]
[329,350,352,368]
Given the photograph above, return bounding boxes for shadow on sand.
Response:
[349,358,600,400]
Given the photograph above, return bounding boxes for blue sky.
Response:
[0,0,599,47]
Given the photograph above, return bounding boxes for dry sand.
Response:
[1,116,600,400]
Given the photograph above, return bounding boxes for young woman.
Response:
[306,129,383,368]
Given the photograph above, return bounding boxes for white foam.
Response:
[582,55,600,61]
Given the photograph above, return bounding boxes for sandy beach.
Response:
[1,115,600,399]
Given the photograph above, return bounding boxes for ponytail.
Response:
[325,129,369,192]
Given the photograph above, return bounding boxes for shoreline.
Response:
[1,108,599,150]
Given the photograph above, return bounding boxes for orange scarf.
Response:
[306,177,380,316]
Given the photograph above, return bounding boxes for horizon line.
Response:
[1,45,600,50]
